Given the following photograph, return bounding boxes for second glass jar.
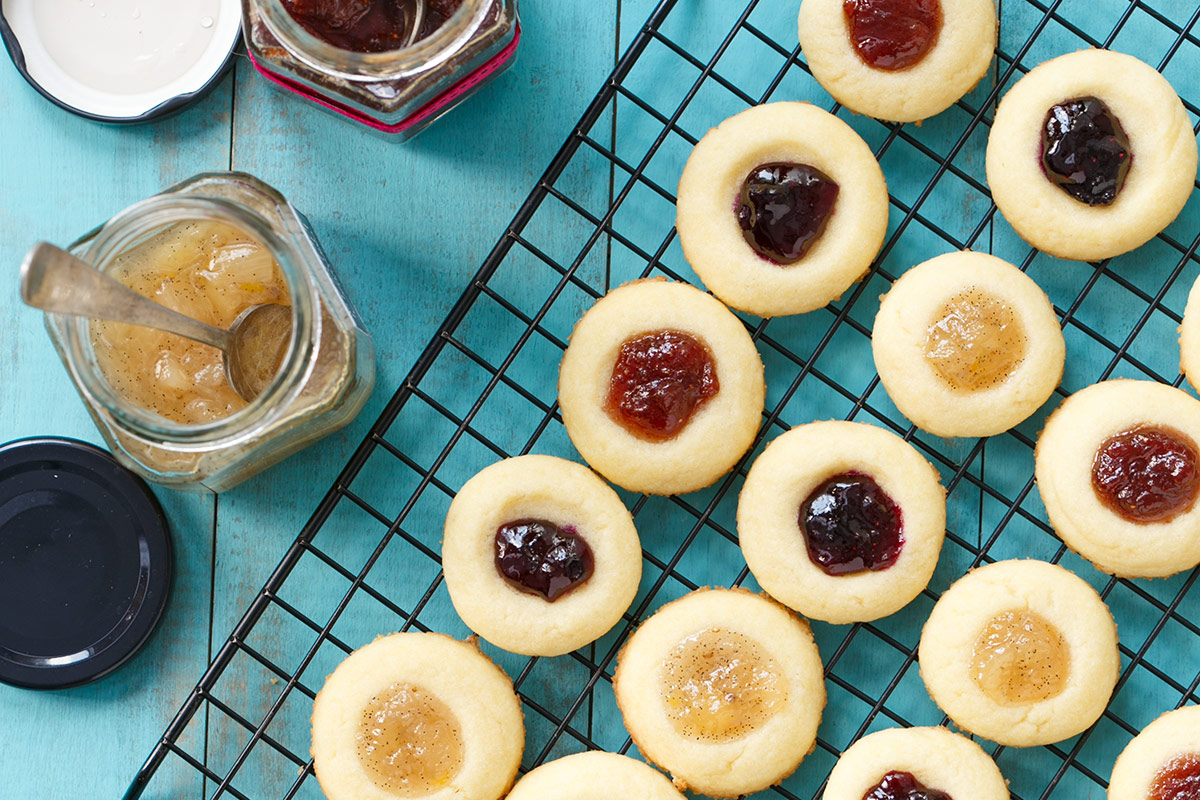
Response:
[243,0,520,138]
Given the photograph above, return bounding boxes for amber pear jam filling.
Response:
[90,220,291,425]
[1149,754,1200,800]
[356,682,464,795]
[970,610,1069,705]
[923,288,1027,393]
[606,330,719,441]
[658,628,788,742]
[1041,97,1131,206]
[494,518,594,601]
[864,771,953,800]
[843,0,942,70]
[1092,425,1200,524]
[737,163,839,264]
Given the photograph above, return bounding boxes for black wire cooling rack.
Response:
[125,0,1200,798]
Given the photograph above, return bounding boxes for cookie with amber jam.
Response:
[506,752,685,800]
[824,726,1008,800]
[797,0,996,122]
[558,279,765,495]
[442,454,642,657]
[310,632,524,800]
[738,420,946,624]
[987,49,1197,262]
[872,251,1065,438]
[1109,705,1200,800]
[919,559,1119,748]
[675,102,889,317]
[1035,379,1200,578]
[613,588,826,798]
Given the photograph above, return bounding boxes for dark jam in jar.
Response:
[843,0,943,71]
[864,771,953,800]
[1041,97,1131,206]
[280,0,467,52]
[799,471,904,576]
[606,330,719,441]
[1149,754,1200,800]
[737,163,839,265]
[494,519,594,601]
[1092,424,1200,523]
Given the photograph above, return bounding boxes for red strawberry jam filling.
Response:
[606,330,719,441]
[843,0,942,71]
[1091,424,1200,523]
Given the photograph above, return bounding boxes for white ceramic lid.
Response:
[0,0,240,122]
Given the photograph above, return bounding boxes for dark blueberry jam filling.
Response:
[494,519,594,602]
[1092,424,1200,524]
[843,0,943,71]
[737,163,839,265]
[606,330,719,441]
[799,471,904,576]
[865,771,953,800]
[1041,97,1132,206]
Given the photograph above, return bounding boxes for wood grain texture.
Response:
[0,2,619,798]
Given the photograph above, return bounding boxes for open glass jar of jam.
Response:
[243,0,520,138]
[44,172,375,492]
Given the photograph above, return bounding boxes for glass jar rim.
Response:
[59,195,318,446]
[257,0,492,82]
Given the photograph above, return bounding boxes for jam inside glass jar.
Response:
[798,471,904,576]
[1091,424,1200,523]
[737,163,839,265]
[90,220,291,426]
[606,330,719,441]
[843,0,942,71]
[280,0,466,52]
[1041,97,1131,206]
[494,518,594,601]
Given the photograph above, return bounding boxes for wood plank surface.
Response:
[0,1,619,796]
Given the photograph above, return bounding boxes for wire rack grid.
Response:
[125,0,1200,798]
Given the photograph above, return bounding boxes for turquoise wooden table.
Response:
[0,2,640,795]
[5,0,1200,798]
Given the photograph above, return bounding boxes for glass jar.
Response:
[44,172,375,493]
[243,0,520,138]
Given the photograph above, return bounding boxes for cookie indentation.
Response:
[970,610,1069,706]
[1092,424,1200,524]
[659,628,788,743]
[357,683,465,795]
[923,288,1027,393]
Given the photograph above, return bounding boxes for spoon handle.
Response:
[20,242,234,352]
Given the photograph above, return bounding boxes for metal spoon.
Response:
[20,242,293,402]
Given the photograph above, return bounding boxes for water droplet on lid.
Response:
[200,16,214,28]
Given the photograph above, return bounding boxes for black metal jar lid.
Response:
[0,0,240,123]
[0,437,172,689]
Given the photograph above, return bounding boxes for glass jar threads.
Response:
[44,172,375,492]
[243,0,520,139]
